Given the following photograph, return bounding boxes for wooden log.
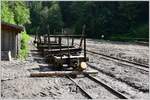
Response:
[38,45,74,49]
[36,41,58,45]
[53,55,89,63]
[47,48,82,52]
[44,48,82,56]
[30,70,98,77]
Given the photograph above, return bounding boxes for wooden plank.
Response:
[54,55,85,59]
[5,31,9,50]
[47,47,82,52]
[39,44,74,49]
[1,30,4,50]
[37,42,59,45]
[30,70,98,77]
[38,45,74,49]
[44,48,82,56]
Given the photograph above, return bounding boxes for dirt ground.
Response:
[1,38,149,99]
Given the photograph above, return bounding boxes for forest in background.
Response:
[1,1,149,41]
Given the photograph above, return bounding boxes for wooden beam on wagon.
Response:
[30,70,98,77]
[79,25,86,48]
[47,25,50,50]
[84,36,86,62]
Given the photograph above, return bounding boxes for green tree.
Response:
[47,2,64,32]
[26,1,64,34]
[1,1,15,24]
[11,1,30,25]
[27,1,149,40]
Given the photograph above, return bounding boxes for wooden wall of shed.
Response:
[1,30,18,58]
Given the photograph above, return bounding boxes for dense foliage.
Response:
[1,1,149,42]
[59,1,149,40]
[26,1,148,41]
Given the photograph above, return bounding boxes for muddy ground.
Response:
[1,38,149,99]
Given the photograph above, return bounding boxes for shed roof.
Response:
[1,21,24,33]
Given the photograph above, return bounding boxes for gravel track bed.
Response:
[1,62,86,99]
[1,39,86,99]
[71,77,119,99]
[1,76,86,99]
[88,67,149,99]
[87,53,149,92]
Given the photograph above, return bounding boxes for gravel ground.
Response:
[87,53,149,92]
[73,39,149,66]
[1,39,86,99]
[1,37,149,99]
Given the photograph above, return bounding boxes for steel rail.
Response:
[84,74,128,99]
[67,74,128,99]
[67,76,93,99]
[87,50,149,69]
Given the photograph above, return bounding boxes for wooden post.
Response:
[46,34,48,44]
[39,35,41,44]
[47,25,51,50]
[54,29,57,43]
[8,51,12,61]
[44,35,46,44]
[79,25,86,48]
[61,28,63,35]
[59,36,62,59]
[67,35,70,66]
[35,33,37,43]
[84,35,86,62]
[35,27,39,43]
[72,37,74,46]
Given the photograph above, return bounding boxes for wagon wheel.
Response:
[53,60,63,70]
[49,55,54,63]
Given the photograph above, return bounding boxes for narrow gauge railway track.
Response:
[87,63,149,92]
[67,75,128,99]
[67,76,92,99]
[87,50,149,72]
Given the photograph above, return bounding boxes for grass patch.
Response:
[18,31,30,60]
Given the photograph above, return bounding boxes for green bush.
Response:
[18,31,30,60]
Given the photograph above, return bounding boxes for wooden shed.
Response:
[1,22,23,60]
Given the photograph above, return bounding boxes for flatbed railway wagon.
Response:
[34,34,89,71]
